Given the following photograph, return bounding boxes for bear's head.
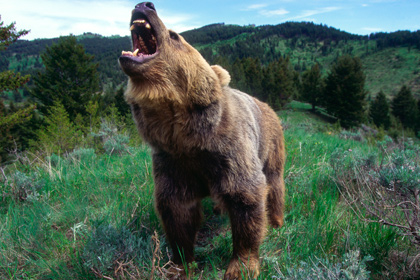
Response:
[119,2,230,106]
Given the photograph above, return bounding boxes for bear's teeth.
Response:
[133,19,146,24]
[130,25,135,31]
[145,23,151,29]
[133,49,140,56]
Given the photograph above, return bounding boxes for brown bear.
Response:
[119,2,285,279]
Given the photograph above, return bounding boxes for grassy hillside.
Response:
[1,105,418,279]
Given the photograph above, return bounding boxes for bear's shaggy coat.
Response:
[119,2,285,279]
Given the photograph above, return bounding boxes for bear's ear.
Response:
[211,65,231,87]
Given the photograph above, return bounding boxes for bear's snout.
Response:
[135,2,156,12]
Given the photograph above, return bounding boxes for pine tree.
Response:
[0,16,29,51]
[230,58,247,91]
[241,57,263,99]
[324,55,367,128]
[114,86,131,117]
[391,85,418,130]
[0,17,33,164]
[369,91,391,129]
[31,35,100,121]
[263,57,295,109]
[417,99,420,135]
[301,63,323,110]
[35,101,82,155]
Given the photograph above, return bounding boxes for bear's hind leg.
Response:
[267,174,285,228]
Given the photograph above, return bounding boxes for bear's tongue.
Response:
[121,18,157,59]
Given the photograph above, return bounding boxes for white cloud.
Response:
[244,4,269,11]
[1,0,197,39]
[286,6,341,21]
[157,10,198,32]
[260,9,290,17]
[2,0,132,39]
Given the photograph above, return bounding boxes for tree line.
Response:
[299,58,420,133]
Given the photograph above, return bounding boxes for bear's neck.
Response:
[130,97,225,155]
[125,74,223,107]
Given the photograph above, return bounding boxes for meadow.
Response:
[1,102,419,279]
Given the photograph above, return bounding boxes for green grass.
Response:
[1,105,415,279]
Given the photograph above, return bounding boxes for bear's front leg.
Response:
[153,155,204,279]
[223,188,267,280]
[155,193,202,279]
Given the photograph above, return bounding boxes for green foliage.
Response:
[221,56,295,109]
[324,55,367,128]
[68,148,97,162]
[114,86,131,117]
[276,250,372,280]
[6,171,45,202]
[0,70,29,92]
[369,91,391,130]
[84,99,101,133]
[0,16,29,51]
[376,142,420,192]
[82,224,151,276]
[0,18,34,165]
[391,85,418,130]
[93,119,131,155]
[329,136,420,247]
[0,101,36,164]
[263,57,295,109]
[31,35,100,120]
[34,101,82,155]
[0,102,35,128]
[300,63,323,110]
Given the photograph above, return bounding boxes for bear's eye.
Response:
[169,31,179,41]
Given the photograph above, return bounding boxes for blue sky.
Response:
[2,0,420,40]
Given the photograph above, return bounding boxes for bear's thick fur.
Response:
[119,2,285,279]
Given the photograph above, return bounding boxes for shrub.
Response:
[339,130,364,142]
[8,171,44,202]
[275,250,372,280]
[93,120,131,155]
[82,224,151,278]
[330,137,420,246]
[47,153,64,168]
[34,101,83,155]
[68,148,96,162]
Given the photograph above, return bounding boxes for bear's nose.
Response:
[135,2,156,11]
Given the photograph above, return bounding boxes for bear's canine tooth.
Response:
[133,49,140,56]
[145,23,151,29]
[130,25,135,31]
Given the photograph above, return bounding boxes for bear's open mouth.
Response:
[121,14,158,63]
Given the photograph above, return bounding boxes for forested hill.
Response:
[181,21,365,45]
[2,21,420,98]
